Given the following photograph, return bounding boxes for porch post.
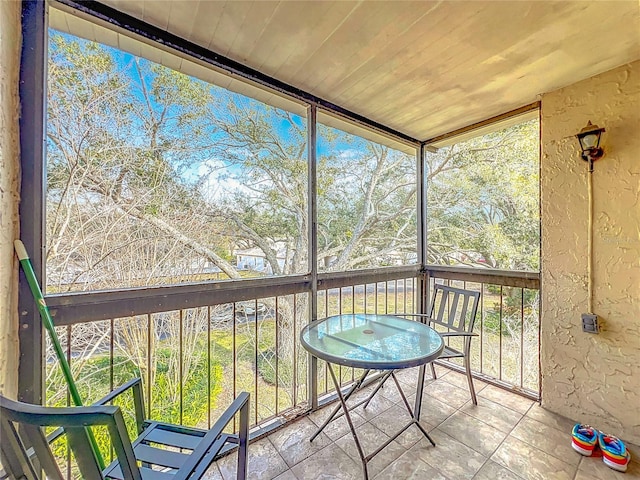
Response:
[417,143,428,314]
[18,0,47,404]
[307,104,318,409]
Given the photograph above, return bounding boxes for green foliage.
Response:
[257,348,294,387]
[426,120,539,271]
[46,29,539,294]
[45,328,232,473]
[478,286,539,334]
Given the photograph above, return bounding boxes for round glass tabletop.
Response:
[300,314,444,370]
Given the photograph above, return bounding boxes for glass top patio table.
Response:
[301,314,444,370]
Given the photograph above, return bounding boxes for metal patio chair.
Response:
[0,378,249,480]
[359,284,481,412]
[409,283,481,404]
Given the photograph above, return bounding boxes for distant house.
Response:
[234,245,287,274]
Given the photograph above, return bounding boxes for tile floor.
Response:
[205,366,639,480]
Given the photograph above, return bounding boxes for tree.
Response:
[44,31,539,424]
[47,34,239,291]
[317,135,417,271]
[426,120,539,271]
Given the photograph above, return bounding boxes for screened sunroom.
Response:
[1,1,638,479]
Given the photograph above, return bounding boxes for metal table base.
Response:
[310,363,436,480]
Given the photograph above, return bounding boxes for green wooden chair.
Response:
[0,378,249,479]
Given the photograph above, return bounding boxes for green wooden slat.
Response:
[134,444,188,469]
[105,465,174,480]
[143,427,202,450]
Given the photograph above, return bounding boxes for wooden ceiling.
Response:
[83,1,640,141]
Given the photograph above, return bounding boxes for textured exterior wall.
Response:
[0,0,21,399]
[541,61,640,444]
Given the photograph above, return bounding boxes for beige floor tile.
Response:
[424,379,473,410]
[460,397,523,433]
[395,365,443,388]
[367,403,435,449]
[407,391,457,428]
[308,403,366,441]
[268,417,333,467]
[394,366,423,386]
[433,364,453,378]
[574,470,603,480]
[510,416,580,466]
[478,385,534,415]
[373,449,449,480]
[440,370,488,394]
[473,460,524,480]
[273,470,298,480]
[525,404,575,433]
[347,384,376,406]
[626,442,640,462]
[351,390,395,421]
[201,464,224,479]
[577,455,640,480]
[216,437,288,480]
[375,374,416,405]
[290,443,362,480]
[335,421,407,478]
[491,436,577,480]
[438,411,508,457]
[408,429,487,480]
[221,384,610,480]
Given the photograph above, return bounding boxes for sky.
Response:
[47,28,416,216]
[48,29,410,162]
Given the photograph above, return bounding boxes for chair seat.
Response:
[135,444,189,469]
[439,345,464,359]
[141,421,206,450]
[0,380,250,480]
[106,464,175,480]
[103,420,231,479]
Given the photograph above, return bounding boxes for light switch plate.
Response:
[581,313,599,333]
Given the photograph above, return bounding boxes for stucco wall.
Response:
[0,0,21,399]
[541,61,640,444]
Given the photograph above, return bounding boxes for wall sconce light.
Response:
[576,121,605,172]
[577,121,606,330]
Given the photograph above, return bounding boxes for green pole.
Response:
[15,240,106,469]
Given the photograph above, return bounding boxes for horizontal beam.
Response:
[53,0,421,147]
[423,264,540,289]
[423,102,540,146]
[46,265,539,325]
[47,275,312,326]
[317,265,420,290]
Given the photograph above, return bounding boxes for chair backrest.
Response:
[0,395,142,480]
[428,284,480,333]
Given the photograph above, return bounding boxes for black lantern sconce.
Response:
[576,121,605,172]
